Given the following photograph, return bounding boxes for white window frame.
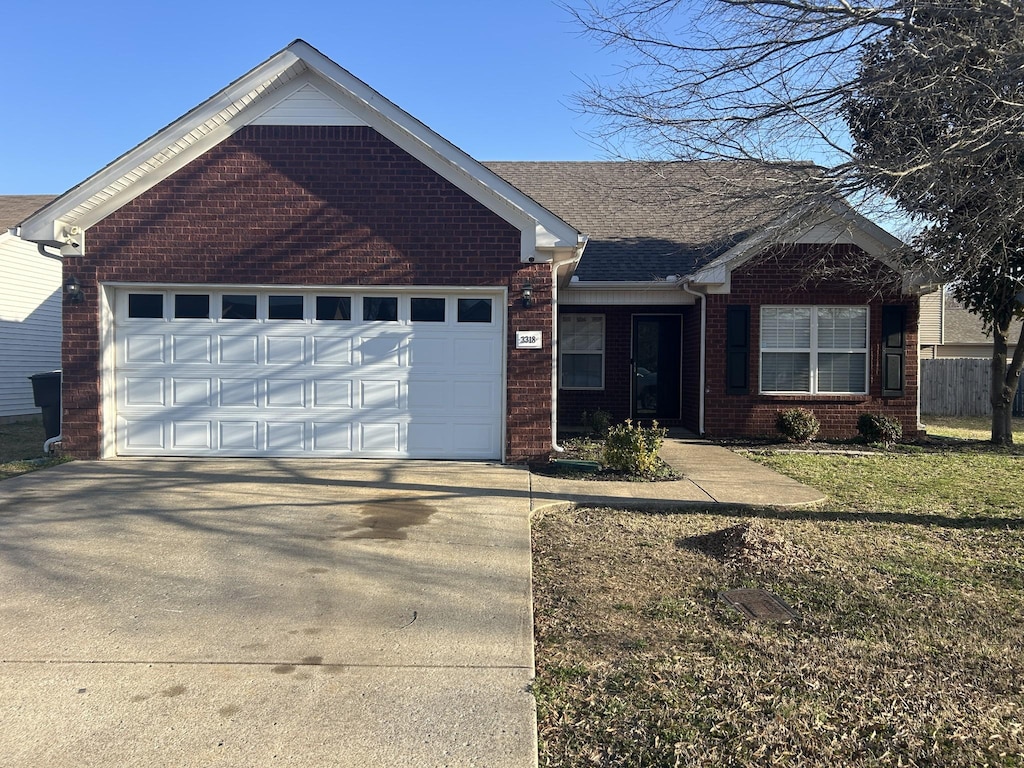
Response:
[559,314,605,390]
[759,306,869,395]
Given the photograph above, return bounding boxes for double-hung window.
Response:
[760,306,868,394]
[560,314,605,389]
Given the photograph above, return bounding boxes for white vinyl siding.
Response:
[560,314,605,389]
[760,306,868,394]
[0,234,62,418]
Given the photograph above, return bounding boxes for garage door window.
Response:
[363,296,398,322]
[457,298,492,323]
[222,294,257,320]
[175,294,210,319]
[316,296,351,321]
[128,293,164,319]
[268,295,304,320]
[411,298,446,322]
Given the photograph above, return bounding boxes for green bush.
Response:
[776,408,820,443]
[857,413,903,445]
[603,419,667,477]
[580,408,612,437]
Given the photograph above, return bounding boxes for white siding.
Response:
[0,234,61,418]
[918,290,943,345]
[252,83,366,126]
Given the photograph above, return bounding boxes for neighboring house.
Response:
[920,286,1022,359]
[12,40,926,461]
[0,195,60,421]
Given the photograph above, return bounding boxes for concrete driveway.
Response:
[0,459,536,768]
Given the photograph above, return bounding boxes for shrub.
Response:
[603,419,667,477]
[580,408,612,437]
[776,408,820,443]
[858,413,903,446]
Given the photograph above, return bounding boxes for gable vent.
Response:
[252,83,366,126]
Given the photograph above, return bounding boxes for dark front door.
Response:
[632,315,682,420]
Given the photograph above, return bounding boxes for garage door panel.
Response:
[172,421,212,450]
[266,422,306,452]
[125,335,165,365]
[313,379,353,408]
[312,421,353,452]
[220,378,259,407]
[220,335,259,364]
[172,335,212,364]
[453,337,500,371]
[312,336,352,366]
[120,418,165,451]
[358,335,403,366]
[172,379,213,407]
[408,337,452,368]
[360,380,401,410]
[115,289,503,459]
[266,336,305,365]
[452,380,499,411]
[123,377,165,407]
[220,421,259,450]
[266,379,306,408]
[360,422,401,452]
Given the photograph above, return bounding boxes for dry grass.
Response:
[0,419,68,480]
[532,449,1024,767]
[922,415,1024,443]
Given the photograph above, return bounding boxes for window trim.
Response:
[759,305,869,395]
[559,313,605,391]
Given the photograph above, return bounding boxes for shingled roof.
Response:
[0,196,57,231]
[944,292,1024,345]
[483,161,804,281]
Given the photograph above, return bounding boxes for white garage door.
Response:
[112,288,504,459]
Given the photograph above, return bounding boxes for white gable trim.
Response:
[16,40,580,262]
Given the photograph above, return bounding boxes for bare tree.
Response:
[569,0,1024,443]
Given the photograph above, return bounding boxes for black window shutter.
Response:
[881,305,906,397]
[726,305,750,395]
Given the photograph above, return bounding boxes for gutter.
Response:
[680,281,707,436]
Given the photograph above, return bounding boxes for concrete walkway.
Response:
[531,437,826,511]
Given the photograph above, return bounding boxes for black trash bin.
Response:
[28,371,62,440]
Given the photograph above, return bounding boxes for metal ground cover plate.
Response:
[719,588,797,622]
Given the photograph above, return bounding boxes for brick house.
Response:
[12,41,926,462]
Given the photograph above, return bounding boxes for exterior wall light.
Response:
[521,282,534,308]
[65,275,83,303]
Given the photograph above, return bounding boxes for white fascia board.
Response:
[18,48,307,244]
[568,280,683,290]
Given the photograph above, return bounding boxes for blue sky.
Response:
[1,0,626,194]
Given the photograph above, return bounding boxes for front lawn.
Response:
[532,445,1024,766]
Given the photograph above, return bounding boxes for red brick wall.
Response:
[703,245,920,439]
[61,125,551,461]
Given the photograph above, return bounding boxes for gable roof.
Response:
[14,41,580,262]
[484,161,787,282]
[0,196,57,231]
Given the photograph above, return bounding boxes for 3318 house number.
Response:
[515,330,542,349]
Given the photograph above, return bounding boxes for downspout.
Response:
[36,241,65,452]
[680,281,706,436]
[551,241,587,453]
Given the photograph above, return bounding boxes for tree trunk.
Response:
[990,318,1024,445]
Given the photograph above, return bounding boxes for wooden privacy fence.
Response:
[921,358,1024,417]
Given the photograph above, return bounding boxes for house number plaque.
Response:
[515,330,543,349]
